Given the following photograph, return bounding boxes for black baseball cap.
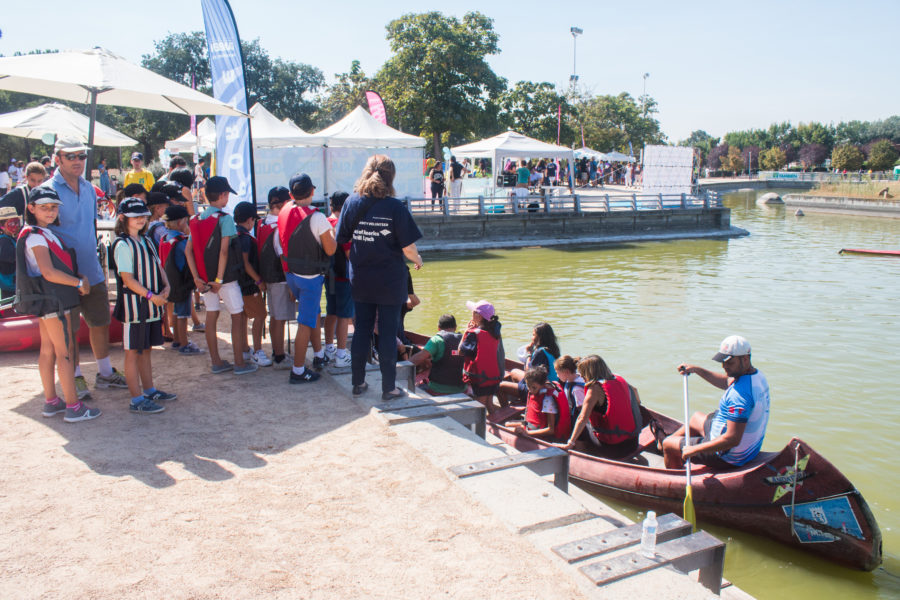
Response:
[145,192,170,208]
[131,152,143,161]
[28,186,62,205]
[150,180,167,193]
[289,173,315,198]
[161,182,185,201]
[233,201,258,224]
[163,204,190,221]
[268,186,291,206]
[206,176,236,194]
[118,197,151,217]
[123,183,147,197]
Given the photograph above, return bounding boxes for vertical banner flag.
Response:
[190,74,197,136]
[201,0,254,207]
[365,91,388,125]
[557,104,561,146]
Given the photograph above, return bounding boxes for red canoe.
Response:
[405,331,883,571]
[0,306,123,352]
[839,248,900,256]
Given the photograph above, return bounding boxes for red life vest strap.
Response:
[19,226,74,272]
[159,233,185,268]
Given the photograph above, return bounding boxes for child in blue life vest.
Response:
[185,176,258,376]
[17,187,99,422]
[458,299,505,414]
[508,365,572,443]
[112,197,177,414]
[159,204,202,355]
[498,321,560,407]
[233,201,271,367]
[555,355,586,435]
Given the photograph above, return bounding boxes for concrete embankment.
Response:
[0,324,754,599]
[782,194,900,218]
[416,207,746,251]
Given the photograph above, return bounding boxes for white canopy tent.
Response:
[574,146,606,161]
[604,150,636,163]
[0,102,137,147]
[164,118,217,154]
[314,106,426,199]
[248,103,326,148]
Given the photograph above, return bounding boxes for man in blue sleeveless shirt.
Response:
[663,335,770,469]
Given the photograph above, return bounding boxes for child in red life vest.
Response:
[112,198,177,414]
[185,176,258,375]
[559,354,643,458]
[233,201,270,367]
[458,299,505,414]
[17,188,99,422]
[509,365,572,442]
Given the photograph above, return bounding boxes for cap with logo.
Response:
[206,175,236,195]
[118,197,151,217]
[289,173,315,198]
[465,299,495,320]
[131,152,144,161]
[268,185,291,206]
[712,335,751,362]
[28,187,62,206]
[54,136,90,154]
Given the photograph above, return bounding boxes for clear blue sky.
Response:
[2,0,897,142]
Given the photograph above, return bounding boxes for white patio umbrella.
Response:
[0,47,244,150]
[0,102,137,147]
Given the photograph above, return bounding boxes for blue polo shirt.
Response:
[47,171,103,286]
[335,195,421,305]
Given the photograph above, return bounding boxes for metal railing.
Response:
[406,191,720,217]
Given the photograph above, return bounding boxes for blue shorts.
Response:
[173,298,191,319]
[285,273,323,328]
[326,278,354,319]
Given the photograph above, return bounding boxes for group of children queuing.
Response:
[15,164,358,422]
[420,304,644,456]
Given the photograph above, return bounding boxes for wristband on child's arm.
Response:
[214,277,223,284]
[146,291,153,299]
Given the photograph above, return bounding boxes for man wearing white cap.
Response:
[662,335,770,469]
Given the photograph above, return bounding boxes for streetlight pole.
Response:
[570,27,583,86]
[642,72,650,115]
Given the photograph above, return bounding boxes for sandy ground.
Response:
[0,324,588,599]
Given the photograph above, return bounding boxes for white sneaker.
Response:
[272,354,292,370]
[333,353,351,368]
[324,345,337,361]
[253,349,273,367]
[243,350,253,362]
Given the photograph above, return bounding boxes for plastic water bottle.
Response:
[641,511,658,558]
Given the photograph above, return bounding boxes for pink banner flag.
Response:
[190,74,197,135]
[366,91,388,125]
[557,104,561,145]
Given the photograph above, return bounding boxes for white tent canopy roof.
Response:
[315,106,425,148]
[604,150,636,163]
[0,102,137,147]
[248,103,325,147]
[0,48,244,117]
[574,146,606,161]
[451,131,574,162]
[165,118,217,154]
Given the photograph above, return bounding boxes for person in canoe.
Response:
[508,365,572,443]
[409,313,467,396]
[556,354,643,458]
[498,321,560,407]
[458,300,504,413]
[662,335,771,469]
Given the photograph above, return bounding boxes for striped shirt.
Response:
[112,234,163,324]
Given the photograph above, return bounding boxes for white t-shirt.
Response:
[264,214,282,256]
[540,388,559,414]
[294,210,333,280]
[24,226,64,277]
[571,375,587,408]
[0,171,9,190]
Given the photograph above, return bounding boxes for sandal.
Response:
[650,419,667,452]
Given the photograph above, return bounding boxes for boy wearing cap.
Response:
[145,192,171,250]
[0,205,20,300]
[278,173,336,383]
[258,186,295,369]
[51,137,128,398]
[160,205,203,355]
[185,176,257,375]
[663,335,771,469]
[233,201,271,367]
[124,152,155,192]
[323,191,353,369]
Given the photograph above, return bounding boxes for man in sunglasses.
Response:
[48,137,128,399]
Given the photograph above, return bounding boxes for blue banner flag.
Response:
[201,0,254,208]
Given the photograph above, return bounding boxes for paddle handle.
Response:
[682,372,692,486]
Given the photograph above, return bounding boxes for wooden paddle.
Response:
[682,372,697,531]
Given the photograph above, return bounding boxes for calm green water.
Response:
[405,190,899,600]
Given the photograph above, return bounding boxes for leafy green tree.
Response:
[865,139,898,171]
[498,81,570,143]
[375,11,505,157]
[796,121,835,150]
[831,145,864,171]
[759,147,787,170]
[314,60,371,129]
[719,146,744,175]
[569,91,665,153]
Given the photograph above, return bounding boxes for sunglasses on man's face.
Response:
[63,153,88,161]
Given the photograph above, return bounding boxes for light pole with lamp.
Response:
[642,72,650,115]
[570,27,583,85]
